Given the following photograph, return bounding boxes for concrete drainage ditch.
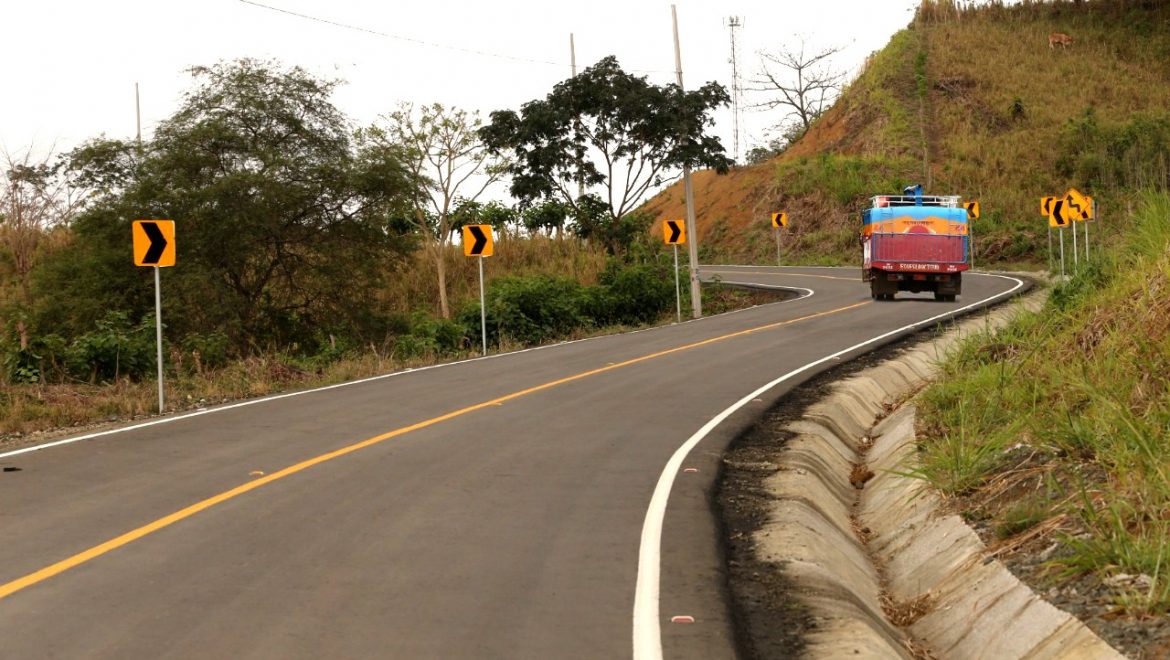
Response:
[722,291,1125,659]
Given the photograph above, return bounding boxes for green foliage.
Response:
[573,205,655,256]
[745,137,787,165]
[595,262,675,326]
[39,59,416,359]
[917,192,1170,613]
[776,154,920,206]
[455,259,681,348]
[522,199,571,236]
[66,311,158,382]
[481,55,732,223]
[1058,108,1170,191]
[914,48,929,100]
[471,275,590,346]
[393,311,466,359]
[180,332,232,372]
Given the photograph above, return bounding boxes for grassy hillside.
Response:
[914,194,1170,657]
[644,0,1170,266]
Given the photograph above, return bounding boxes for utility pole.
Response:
[726,17,743,164]
[135,82,142,146]
[672,5,702,319]
[571,33,584,201]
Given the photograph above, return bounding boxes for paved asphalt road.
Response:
[0,266,1024,659]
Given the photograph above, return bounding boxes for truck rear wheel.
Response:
[870,277,897,301]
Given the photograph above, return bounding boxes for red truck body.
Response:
[861,189,970,301]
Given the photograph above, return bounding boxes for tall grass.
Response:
[916,191,1170,614]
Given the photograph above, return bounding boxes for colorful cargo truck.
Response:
[861,185,969,301]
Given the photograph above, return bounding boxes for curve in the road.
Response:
[0,266,1029,660]
[0,298,869,602]
[632,270,1026,660]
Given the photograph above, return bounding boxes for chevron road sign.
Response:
[132,220,175,267]
[463,224,494,257]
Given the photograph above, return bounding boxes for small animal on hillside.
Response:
[1049,32,1074,48]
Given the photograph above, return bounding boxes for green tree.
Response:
[47,59,415,354]
[0,148,79,351]
[480,56,732,224]
[365,103,503,319]
[749,40,846,136]
[521,199,571,237]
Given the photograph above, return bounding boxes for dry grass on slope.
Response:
[642,1,1170,266]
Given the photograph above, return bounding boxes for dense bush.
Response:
[2,311,156,384]
[595,262,675,326]
[392,311,467,359]
[469,275,590,345]
[775,154,921,205]
[455,260,680,348]
[1058,109,1170,191]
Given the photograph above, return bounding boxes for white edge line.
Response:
[0,278,817,461]
[705,263,849,270]
[632,273,1026,660]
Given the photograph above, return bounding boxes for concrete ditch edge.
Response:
[754,291,1125,659]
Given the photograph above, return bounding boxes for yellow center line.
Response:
[0,299,870,601]
[705,269,856,281]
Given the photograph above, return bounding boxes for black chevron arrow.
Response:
[667,221,682,243]
[142,222,168,264]
[1044,197,1053,215]
[1052,199,1069,227]
[468,225,488,255]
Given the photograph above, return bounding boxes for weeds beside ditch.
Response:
[915,191,1170,617]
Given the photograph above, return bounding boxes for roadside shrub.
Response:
[1059,109,1170,191]
[180,332,231,372]
[67,311,157,382]
[470,275,590,345]
[597,262,675,326]
[2,332,66,384]
[393,311,467,359]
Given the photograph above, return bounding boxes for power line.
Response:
[238,0,674,75]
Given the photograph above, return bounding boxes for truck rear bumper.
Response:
[870,261,968,273]
[865,269,962,296]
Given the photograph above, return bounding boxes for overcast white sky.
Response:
[4,0,918,175]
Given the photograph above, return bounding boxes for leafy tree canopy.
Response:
[480,56,732,223]
[46,59,416,353]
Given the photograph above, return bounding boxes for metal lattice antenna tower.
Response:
[726,16,743,163]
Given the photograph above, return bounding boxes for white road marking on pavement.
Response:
[633,273,1026,660]
[0,282,812,460]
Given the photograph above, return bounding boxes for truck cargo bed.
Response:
[868,233,968,272]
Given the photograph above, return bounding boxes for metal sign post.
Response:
[478,256,487,356]
[969,226,976,271]
[1059,226,1066,280]
[132,220,175,414]
[461,224,494,356]
[1085,198,1094,261]
[153,266,164,412]
[770,212,788,266]
[663,219,686,323]
[1071,213,1079,269]
[1053,225,1062,275]
[673,244,681,324]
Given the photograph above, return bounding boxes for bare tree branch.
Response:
[747,40,846,133]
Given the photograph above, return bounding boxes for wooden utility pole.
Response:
[672,5,702,319]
